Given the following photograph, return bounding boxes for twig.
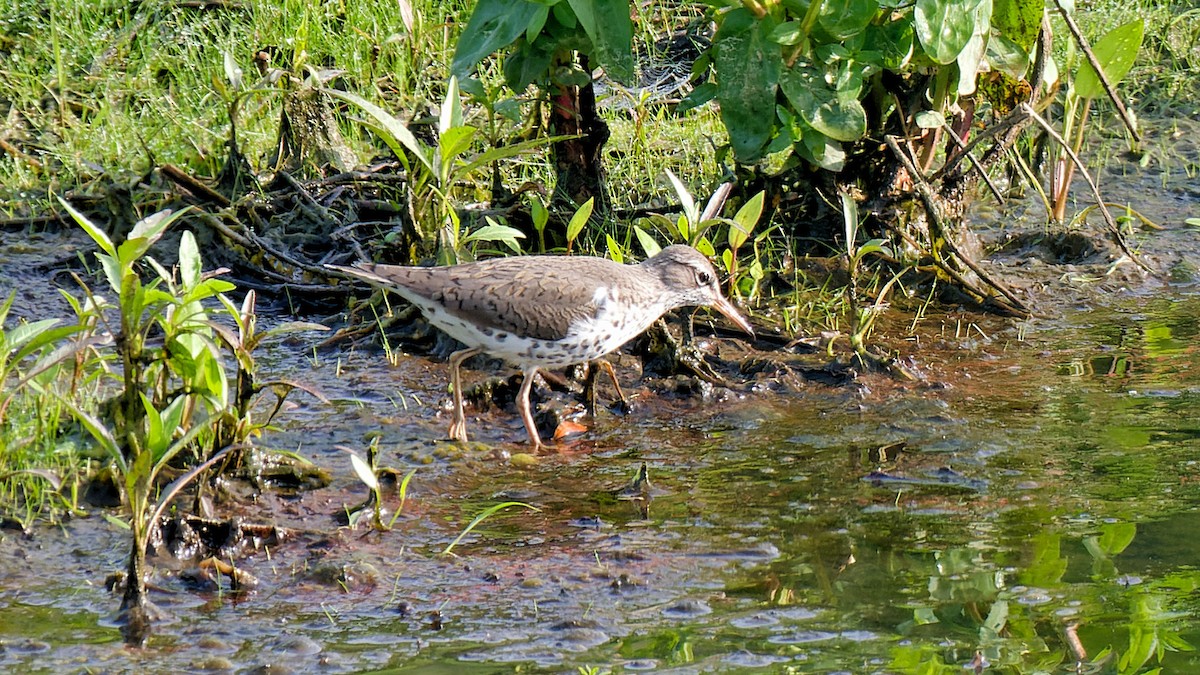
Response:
[160,163,231,207]
[1019,103,1152,273]
[1052,0,1142,144]
[940,122,1005,205]
[884,135,1031,316]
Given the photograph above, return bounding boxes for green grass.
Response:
[0,387,92,527]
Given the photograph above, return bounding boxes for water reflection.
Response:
[4,299,1200,672]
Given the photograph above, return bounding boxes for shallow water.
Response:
[3,118,1200,671]
[3,290,1200,673]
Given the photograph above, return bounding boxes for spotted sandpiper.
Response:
[328,245,754,448]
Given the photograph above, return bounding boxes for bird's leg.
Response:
[517,368,544,450]
[446,347,482,442]
[584,360,628,416]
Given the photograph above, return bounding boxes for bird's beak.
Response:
[710,295,755,338]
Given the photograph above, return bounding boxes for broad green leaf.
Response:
[502,38,556,90]
[565,0,635,84]
[955,0,992,95]
[566,197,594,244]
[915,110,946,128]
[993,0,1043,51]
[96,253,123,296]
[799,130,846,171]
[819,0,878,41]
[13,323,82,365]
[914,0,980,64]
[140,392,167,455]
[451,0,545,79]
[676,82,718,115]
[781,64,867,142]
[987,33,1030,78]
[811,97,867,141]
[1096,521,1137,556]
[867,18,915,70]
[1075,18,1144,99]
[768,21,805,46]
[713,9,779,162]
[529,194,549,232]
[463,220,527,253]
[526,5,550,42]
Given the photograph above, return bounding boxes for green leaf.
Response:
[349,451,379,491]
[633,227,661,258]
[868,18,915,70]
[442,501,541,555]
[664,169,698,226]
[451,0,545,79]
[605,233,624,263]
[58,196,116,257]
[327,89,432,173]
[955,0,992,95]
[1096,521,1137,556]
[676,82,718,115]
[179,230,201,291]
[987,34,1030,79]
[812,97,867,141]
[120,209,181,266]
[915,110,946,128]
[565,0,635,84]
[798,130,846,171]
[818,0,878,41]
[566,197,594,244]
[780,63,867,143]
[439,76,464,135]
[729,191,765,251]
[4,318,61,354]
[140,392,167,456]
[992,0,1044,51]
[768,21,805,46]
[439,126,477,171]
[713,9,780,162]
[503,39,556,91]
[1075,19,1144,99]
[914,0,980,64]
[463,219,527,253]
[459,134,571,182]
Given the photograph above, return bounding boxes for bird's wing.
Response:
[339,258,619,341]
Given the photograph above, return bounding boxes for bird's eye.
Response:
[697,271,713,286]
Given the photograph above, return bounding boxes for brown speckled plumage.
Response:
[327,245,753,448]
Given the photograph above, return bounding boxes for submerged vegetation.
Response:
[0,0,1199,669]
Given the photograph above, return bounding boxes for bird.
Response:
[327,245,754,449]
